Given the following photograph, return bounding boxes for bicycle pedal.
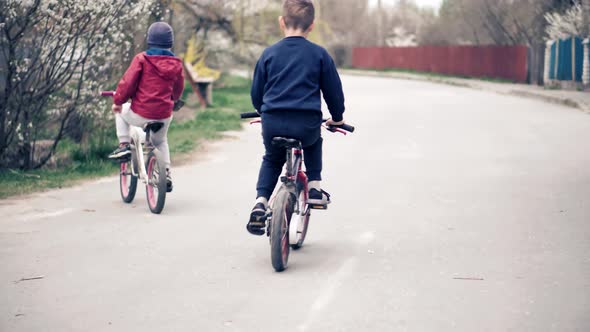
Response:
[309,204,328,210]
[246,223,265,236]
[247,211,268,236]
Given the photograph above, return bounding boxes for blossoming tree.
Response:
[0,0,154,169]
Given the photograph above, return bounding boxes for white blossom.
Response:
[545,2,585,40]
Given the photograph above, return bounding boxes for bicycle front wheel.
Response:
[270,187,295,272]
[145,150,167,214]
[290,184,310,250]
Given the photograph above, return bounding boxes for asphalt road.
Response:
[1,75,589,331]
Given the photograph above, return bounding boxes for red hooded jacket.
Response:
[114,52,184,120]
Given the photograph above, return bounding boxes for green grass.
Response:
[0,161,118,199]
[0,74,252,199]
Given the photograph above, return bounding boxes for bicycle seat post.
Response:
[272,137,302,184]
[285,147,294,179]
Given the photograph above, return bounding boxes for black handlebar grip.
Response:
[322,118,355,133]
[240,112,261,119]
[328,123,355,133]
[337,123,355,133]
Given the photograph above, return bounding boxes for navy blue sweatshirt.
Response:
[251,36,345,122]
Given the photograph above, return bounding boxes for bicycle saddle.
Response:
[271,137,301,149]
[143,122,164,133]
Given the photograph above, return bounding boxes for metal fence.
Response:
[352,45,529,83]
[546,36,588,82]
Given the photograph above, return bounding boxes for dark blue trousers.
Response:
[256,110,323,199]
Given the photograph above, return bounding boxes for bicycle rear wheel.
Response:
[145,150,167,214]
[290,184,310,250]
[119,155,137,203]
[270,187,295,272]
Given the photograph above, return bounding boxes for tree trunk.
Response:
[377,0,384,46]
[21,110,32,169]
[0,40,15,161]
[529,43,546,86]
[0,99,6,161]
[583,0,590,36]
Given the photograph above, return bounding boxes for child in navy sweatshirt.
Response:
[247,0,346,235]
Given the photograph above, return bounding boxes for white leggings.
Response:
[115,103,173,168]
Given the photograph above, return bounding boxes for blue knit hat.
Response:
[147,22,174,49]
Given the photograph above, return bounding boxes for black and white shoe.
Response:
[247,202,267,236]
[308,188,331,208]
[108,143,131,160]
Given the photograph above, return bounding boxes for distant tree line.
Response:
[312,0,585,85]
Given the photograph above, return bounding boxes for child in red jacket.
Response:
[108,22,184,192]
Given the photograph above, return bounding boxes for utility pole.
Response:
[239,0,245,57]
[316,0,322,42]
[377,0,383,46]
[583,0,590,37]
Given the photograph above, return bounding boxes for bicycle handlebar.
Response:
[240,112,355,133]
[240,112,260,119]
[326,121,354,133]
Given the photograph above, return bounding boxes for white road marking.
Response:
[91,178,117,185]
[299,257,358,331]
[18,208,75,222]
[357,231,375,245]
[299,232,375,331]
[209,154,229,163]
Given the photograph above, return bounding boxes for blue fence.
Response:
[548,36,585,82]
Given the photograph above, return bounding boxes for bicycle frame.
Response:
[282,147,309,215]
[129,126,149,182]
[101,90,170,214]
[243,112,353,271]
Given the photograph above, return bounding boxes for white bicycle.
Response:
[101,91,171,214]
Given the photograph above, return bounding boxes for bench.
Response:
[183,60,216,108]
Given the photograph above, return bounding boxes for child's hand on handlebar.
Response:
[112,104,122,113]
[325,118,344,126]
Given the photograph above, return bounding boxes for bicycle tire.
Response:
[119,157,137,203]
[270,187,294,272]
[290,183,310,250]
[145,150,167,214]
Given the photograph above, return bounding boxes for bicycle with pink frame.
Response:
[241,112,354,272]
[101,91,171,214]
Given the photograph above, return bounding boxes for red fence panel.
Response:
[352,45,528,83]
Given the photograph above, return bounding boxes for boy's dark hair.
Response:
[282,0,315,31]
